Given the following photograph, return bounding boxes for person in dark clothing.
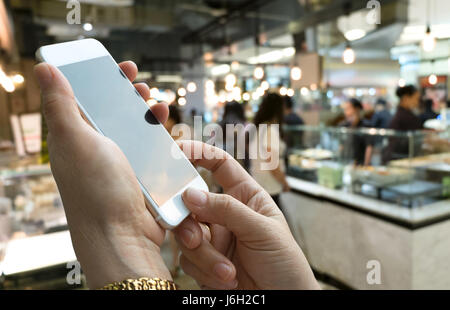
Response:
[419,99,438,125]
[340,98,374,166]
[382,85,423,163]
[371,98,392,128]
[283,96,304,125]
[283,96,304,155]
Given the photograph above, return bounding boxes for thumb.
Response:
[182,188,269,241]
[34,63,84,136]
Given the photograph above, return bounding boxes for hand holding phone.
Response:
[34,61,172,288]
[37,39,208,229]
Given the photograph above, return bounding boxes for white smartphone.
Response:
[36,38,208,229]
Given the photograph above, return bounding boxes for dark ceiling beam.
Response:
[181,0,277,44]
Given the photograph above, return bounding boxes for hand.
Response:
[174,141,319,290]
[34,61,171,289]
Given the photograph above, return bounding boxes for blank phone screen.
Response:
[59,56,198,206]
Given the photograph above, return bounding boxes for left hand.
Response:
[34,61,171,289]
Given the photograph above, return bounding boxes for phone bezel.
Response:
[36,39,208,229]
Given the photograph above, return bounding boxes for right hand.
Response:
[174,141,319,290]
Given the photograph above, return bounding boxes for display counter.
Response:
[283,125,450,289]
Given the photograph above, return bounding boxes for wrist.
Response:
[69,223,171,289]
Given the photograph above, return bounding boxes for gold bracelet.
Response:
[100,277,178,290]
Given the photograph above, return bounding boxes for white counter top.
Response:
[287,176,450,226]
[0,230,76,276]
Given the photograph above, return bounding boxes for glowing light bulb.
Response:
[12,74,24,84]
[290,67,302,81]
[261,81,269,90]
[422,26,436,52]
[398,79,406,87]
[205,80,215,90]
[301,87,309,96]
[287,88,295,97]
[83,23,93,32]
[243,92,250,101]
[187,82,197,93]
[253,66,264,80]
[178,97,187,106]
[231,61,240,71]
[177,87,186,97]
[225,73,236,86]
[428,74,437,85]
[279,87,288,96]
[343,46,356,64]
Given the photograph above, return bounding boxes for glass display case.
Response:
[0,155,65,238]
[284,125,450,208]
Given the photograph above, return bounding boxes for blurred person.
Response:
[371,98,392,129]
[219,101,249,170]
[383,85,423,163]
[419,99,438,125]
[283,96,304,126]
[283,96,304,167]
[34,62,319,290]
[339,98,374,166]
[250,93,290,210]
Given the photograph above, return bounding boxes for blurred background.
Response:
[0,0,449,290]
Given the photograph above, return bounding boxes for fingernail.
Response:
[184,188,207,207]
[180,228,194,247]
[34,63,53,89]
[214,263,233,281]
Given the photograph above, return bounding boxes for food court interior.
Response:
[0,0,449,290]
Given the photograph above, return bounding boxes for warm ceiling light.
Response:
[344,29,366,41]
[83,22,93,31]
[428,74,438,85]
[300,87,309,96]
[178,97,187,106]
[422,26,436,52]
[177,87,186,97]
[290,66,302,81]
[287,88,295,97]
[252,92,260,100]
[398,78,406,87]
[342,44,356,64]
[310,84,317,91]
[243,92,250,101]
[225,73,237,87]
[253,66,264,80]
[261,81,269,90]
[187,82,197,93]
[204,52,214,62]
[205,80,215,90]
[279,87,288,96]
[0,67,15,93]
[256,87,265,97]
[12,74,24,84]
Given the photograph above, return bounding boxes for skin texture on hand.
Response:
[174,141,320,290]
[34,61,171,289]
